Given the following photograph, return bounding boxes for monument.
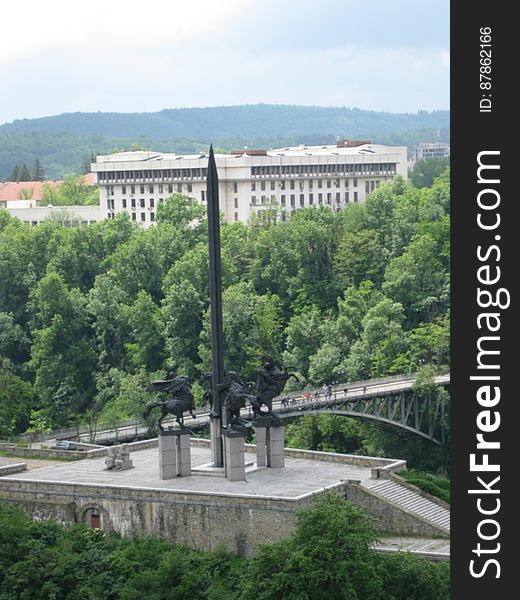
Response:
[144,373,195,478]
[144,148,295,481]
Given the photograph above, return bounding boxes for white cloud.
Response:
[0,0,255,64]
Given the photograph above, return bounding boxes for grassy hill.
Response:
[0,104,449,179]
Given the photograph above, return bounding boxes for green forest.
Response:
[0,494,449,600]
[0,105,449,179]
[0,165,450,470]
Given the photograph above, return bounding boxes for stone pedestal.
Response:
[223,430,246,482]
[255,420,285,468]
[158,429,191,479]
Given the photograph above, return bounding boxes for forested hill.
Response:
[0,105,449,139]
[0,104,449,179]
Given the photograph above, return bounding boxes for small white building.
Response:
[91,141,408,227]
[5,201,101,226]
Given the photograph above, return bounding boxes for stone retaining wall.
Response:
[347,482,448,538]
[0,478,348,557]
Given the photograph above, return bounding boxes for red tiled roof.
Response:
[0,180,62,203]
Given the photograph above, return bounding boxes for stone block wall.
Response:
[347,483,448,538]
[0,478,348,557]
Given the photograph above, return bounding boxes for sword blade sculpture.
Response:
[207,145,226,466]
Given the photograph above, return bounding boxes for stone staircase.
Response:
[362,478,450,533]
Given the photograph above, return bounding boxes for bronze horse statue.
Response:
[251,356,299,419]
[200,369,254,432]
[143,374,196,430]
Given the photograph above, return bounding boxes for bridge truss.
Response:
[274,389,449,445]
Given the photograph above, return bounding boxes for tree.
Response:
[0,372,33,436]
[87,274,129,371]
[124,291,165,372]
[240,493,384,600]
[9,163,31,182]
[29,272,97,427]
[0,311,30,372]
[156,193,205,230]
[334,229,386,287]
[410,157,450,188]
[382,234,449,326]
[31,158,45,181]
[283,306,324,378]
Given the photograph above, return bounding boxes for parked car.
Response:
[51,440,78,451]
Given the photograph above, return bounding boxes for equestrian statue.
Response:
[143,373,196,430]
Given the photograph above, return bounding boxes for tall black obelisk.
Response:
[207,146,225,466]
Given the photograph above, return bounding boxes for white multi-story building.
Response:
[413,143,450,162]
[91,141,407,226]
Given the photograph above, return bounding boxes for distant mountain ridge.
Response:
[0,104,449,179]
[1,104,449,139]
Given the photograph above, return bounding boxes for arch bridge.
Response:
[268,373,450,445]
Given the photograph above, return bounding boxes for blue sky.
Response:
[0,0,449,125]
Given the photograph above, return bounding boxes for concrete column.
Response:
[210,418,223,467]
[223,430,246,482]
[158,429,191,479]
[267,426,285,468]
[255,426,267,467]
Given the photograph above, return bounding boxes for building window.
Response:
[131,185,135,194]
[260,181,266,191]
[159,198,164,203]
[122,185,126,194]
[280,181,285,190]
[150,212,155,222]
[234,212,239,222]
[158,184,163,194]
[270,180,275,191]
[309,193,314,205]
[233,182,238,193]
[353,178,358,187]
[290,194,295,207]
[141,213,146,222]
[299,194,305,207]
[140,185,145,194]
[354,191,358,202]
[187,183,192,193]
[290,180,295,190]
[251,182,256,191]
[132,213,136,221]
[280,195,286,205]
[326,180,331,188]
[318,179,323,189]
[365,181,370,193]
[299,181,304,190]
[149,185,154,193]
[327,193,332,204]
[336,192,341,203]
[131,198,136,209]
[201,190,205,202]
[234,198,239,209]
[140,198,145,208]
[177,184,182,193]
[251,196,257,205]
[309,179,313,189]
[345,192,350,202]
[150,198,155,208]
[122,199,127,208]
[318,193,323,204]
[168,184,173,194]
